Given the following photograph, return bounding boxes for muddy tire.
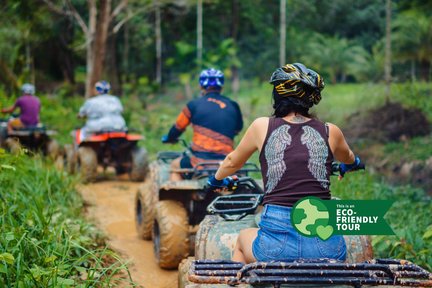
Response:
[153,200,189,269]
[47,139,64,170]
[64,144,77,174]
[46,139,60,159]
[130,146,149,182]
[178,257,194,288]
[5,138,21,154]
[77,146,97,182]
[0,126,7,147]
[135,180,155,240]
[53,154,65,170]
[344,235,374,263]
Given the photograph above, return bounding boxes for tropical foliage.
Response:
[0,0,431,94]
[0,151,132,286]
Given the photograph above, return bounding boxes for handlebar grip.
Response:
[354,163,366,171]
[338,161,366,178]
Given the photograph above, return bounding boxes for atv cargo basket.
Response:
[188,259,432,287]
[207,194,263,221]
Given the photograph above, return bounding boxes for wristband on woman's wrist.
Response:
[345,156,360,169]
[209,175,224,186]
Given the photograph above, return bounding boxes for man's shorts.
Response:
[8,118,24,129]
[179,155,194,179]
[179,155,194,169]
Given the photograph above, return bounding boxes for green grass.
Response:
[0,150,134,287]
[331,172,432,270]
[383,136,432,163]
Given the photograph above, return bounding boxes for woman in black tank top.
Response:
[208,63,364,264]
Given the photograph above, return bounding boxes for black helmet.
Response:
[269,63,324,108]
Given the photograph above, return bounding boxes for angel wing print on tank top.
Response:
[264,125,291,193]
[301,126,329,189]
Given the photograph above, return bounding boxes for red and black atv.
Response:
[65,129,148,182]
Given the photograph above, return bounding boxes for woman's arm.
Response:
[327,122,356,164]
[215,117,268,180]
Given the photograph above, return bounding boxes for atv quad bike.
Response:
[178,166,432,288]
[0,117,60,160]
[135,141,261,269]
[66,129,148,182]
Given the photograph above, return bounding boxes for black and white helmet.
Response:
[269,63,324,108]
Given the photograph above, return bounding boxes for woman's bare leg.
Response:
[170,157,183,181]
[232,228,258,263]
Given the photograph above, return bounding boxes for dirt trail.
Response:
[79,181,178,288]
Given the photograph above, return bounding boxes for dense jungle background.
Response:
[0,0,431,286]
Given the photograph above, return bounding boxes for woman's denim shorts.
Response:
[252,204,346,262]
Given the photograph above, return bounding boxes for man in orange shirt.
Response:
[162,68,243,180]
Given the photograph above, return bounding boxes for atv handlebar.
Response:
[162,137,188,148]
[206,176,264,220]
[331,161,366,178]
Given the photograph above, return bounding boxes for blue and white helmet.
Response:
[95,80,111,94]
[199,68,224,89]
[21,83,35,95]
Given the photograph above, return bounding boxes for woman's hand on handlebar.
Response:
[207,175,239,193]
[339,156,365,179]
[161,134,177,144]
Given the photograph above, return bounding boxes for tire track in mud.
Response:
[79,181,177,288]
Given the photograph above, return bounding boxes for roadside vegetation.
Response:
[0,150,133,287]
[332,173,432,271]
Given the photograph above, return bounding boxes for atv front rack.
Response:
[207,194,263,221]
[189,259,432,287]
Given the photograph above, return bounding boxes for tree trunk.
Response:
[106,32,121,95]
[155,0,162,85]
[231,0,240,96]
[85,0,97,97]
[419,60,430,81]
[58,19,76,84]
[197,0,203,69]
[0,59,18,93]
[384,0,392,102]
[279,0,286,66]
[88,0,112,97]
[123,9,130,83]
[410,59,416,83]
[43,0,129,97]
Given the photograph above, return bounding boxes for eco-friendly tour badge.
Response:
[291,197,394,241]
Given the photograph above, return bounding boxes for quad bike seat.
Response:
[8,124,56,137]
[75,129,142,144]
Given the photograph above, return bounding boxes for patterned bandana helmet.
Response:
[199,68,224,89]
[95,80,111,94]
[269,63,325,108]
[21,83,35,95]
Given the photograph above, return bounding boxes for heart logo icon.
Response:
[316,225,334,241]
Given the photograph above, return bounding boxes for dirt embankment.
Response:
[345,102,432,193]
[79,181,177,288]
